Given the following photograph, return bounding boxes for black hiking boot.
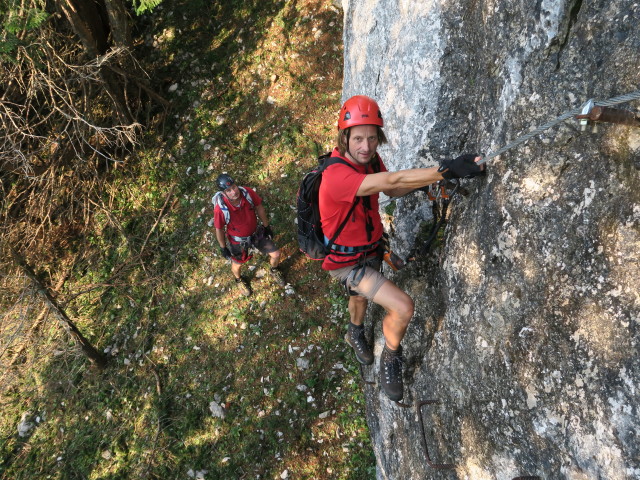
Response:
[380,344,403,401]
[270,267,286,287]
[235,277,251,296]
[344,323,373,365]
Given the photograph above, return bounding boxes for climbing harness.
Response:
[381,232,406,271]
[404,179,466,262]
[478,89,640,165]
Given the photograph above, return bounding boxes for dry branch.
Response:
[9,246,107,369]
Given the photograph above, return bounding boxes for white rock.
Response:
[17,413,34,437]
[209,401,226,419]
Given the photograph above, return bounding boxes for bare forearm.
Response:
[384,186,420,197]
[358,168,443,196]
[215,228,226,248]
[255,204,269,226]
[387,168,443,189]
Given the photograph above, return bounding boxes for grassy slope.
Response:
[0,0,376,479]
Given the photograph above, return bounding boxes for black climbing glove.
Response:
[264,225,274,239]
[438,154,485,180]
[220,246,232,260]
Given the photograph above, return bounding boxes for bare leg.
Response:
[345,294,373,365]
[231,261,242,279]
[372,280,414,349]
[348,295,368,326]
[268,249,281,269]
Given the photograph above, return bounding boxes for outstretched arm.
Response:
[357,167,444,197]
[356,155,484,197]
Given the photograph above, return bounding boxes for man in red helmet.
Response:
[213,173,285,296]
[319,95,485,401]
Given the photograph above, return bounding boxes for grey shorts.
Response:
[328,258,387,301]
[229,236,278,264]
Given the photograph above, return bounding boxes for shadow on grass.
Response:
[1,1,377,479]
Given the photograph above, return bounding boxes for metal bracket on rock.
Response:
[357,366,456,469]
[575,104,640,130]
[478,89,640,165]
[578,98,595,131]
[417,400,456,470]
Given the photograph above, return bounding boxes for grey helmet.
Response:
[216,173,235,191]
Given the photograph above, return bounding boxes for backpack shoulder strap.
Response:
[320,156,356,172]
[212,191,225,210]
[319,156,361,251]
[212,191,231,225]
[238,186,254,207]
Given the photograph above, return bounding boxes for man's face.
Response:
[346,124,379,164]
[223,184,240,201]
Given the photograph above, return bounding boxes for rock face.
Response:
[341,0,640,478]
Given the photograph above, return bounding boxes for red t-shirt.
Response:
[213,187,262,239]
[319,148,387,270]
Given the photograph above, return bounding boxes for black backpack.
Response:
[296,153,359,260]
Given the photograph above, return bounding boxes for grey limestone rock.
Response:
[341,0,640,478]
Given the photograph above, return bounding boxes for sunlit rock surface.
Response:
[341,0,640,478]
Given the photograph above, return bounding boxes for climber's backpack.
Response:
[296,153,360,260]
[211,187,254,225]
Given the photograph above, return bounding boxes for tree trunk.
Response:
[9,247,108,369]
[57,0,110,55]
[57,0,134,124]
[104,0,132,48]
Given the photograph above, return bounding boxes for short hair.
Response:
[336,126,388,156]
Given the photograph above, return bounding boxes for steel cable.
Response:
[479,89,640,164]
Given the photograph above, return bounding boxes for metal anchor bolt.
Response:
[579,98,595,131]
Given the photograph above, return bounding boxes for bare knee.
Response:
[393,295,414,325]
[350,295,368,307]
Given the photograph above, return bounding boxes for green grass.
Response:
[0,1,375,479]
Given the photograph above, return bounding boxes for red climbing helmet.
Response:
[338,95,384,130]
